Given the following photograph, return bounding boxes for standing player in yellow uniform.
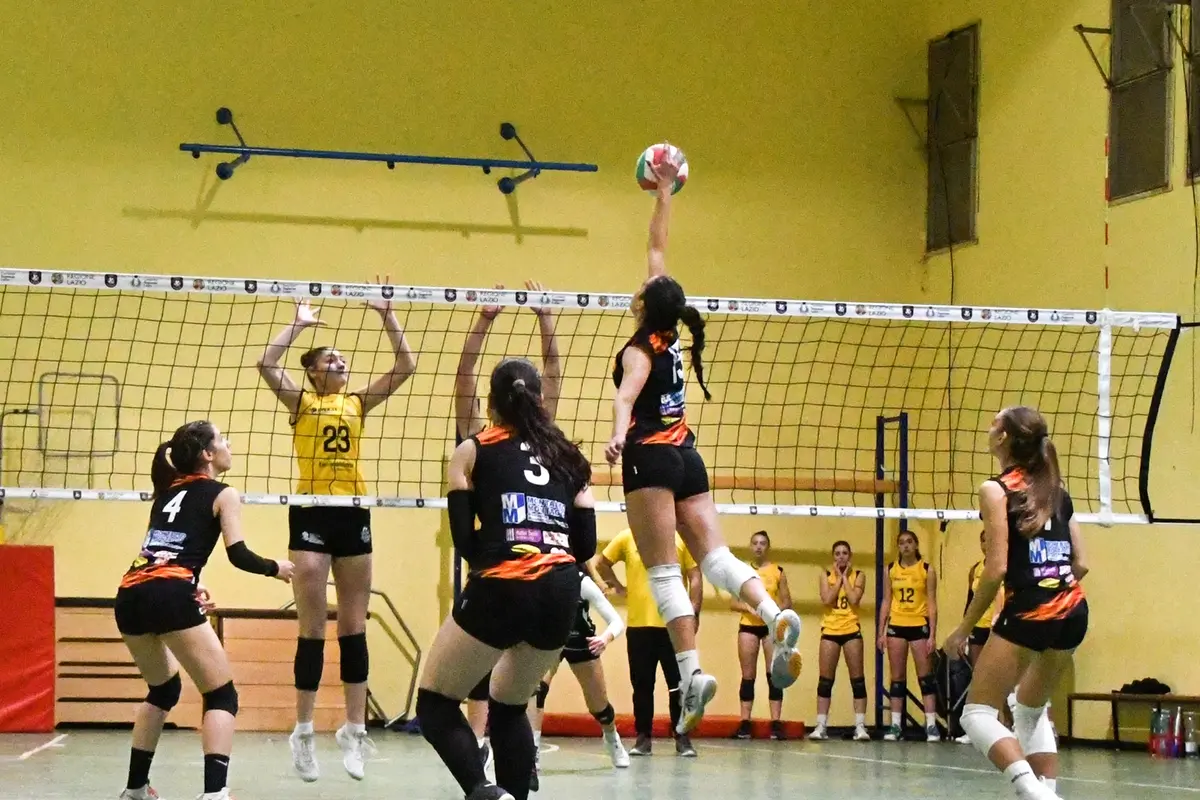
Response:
[728,531,792,740]
[810,540,870,742]
[592,527,702,757]
[257,286,417,782]
[955,530,1005,744]
[877,530,940,742]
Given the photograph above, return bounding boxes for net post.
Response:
[1096,309,1114,527]
[898,411,910,533]
[874,414,887,731]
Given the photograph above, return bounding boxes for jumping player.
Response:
[417,358,595,800]
[947,407,1087,800]
[116,421,294,800]
[810,540,870,742]
[729,531,792,740]
[878,529,941,741]
[257,283,417,781]
[604,147,803,733]
[454,280,560,769]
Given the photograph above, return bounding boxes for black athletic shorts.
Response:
[886,620,930,642]
[992,599,1088,653]
[114,578,207,636]
[821,630,863,646]
[969,626,992,646]
[467,671,492,702]
[454,562,580,651]
[621,443,710,500]
[288,506,372,558]
[739,624,769,639]
[561,604,599,664]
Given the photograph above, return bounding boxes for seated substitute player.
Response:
[454,280,561,770]
[527,565,630,792]
[416,358,595,800]
[116,421,294,800]
[810,540,870,742]
[946,407,1088,800]
[729,531,793,740]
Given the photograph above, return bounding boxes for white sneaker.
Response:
[808,725,828,740]
[119,787,160,800]
[335,724,375,781]
[853,724,871,741]
[769,610,803,689]
[883,724,901,741]
[195,790,230,800]
[676,670,718,735]
[926,726,941,742]
[604,729,630,768]
[289,728,319,782]
[955,733,972,744]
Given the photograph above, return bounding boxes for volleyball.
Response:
[635,143,688,194]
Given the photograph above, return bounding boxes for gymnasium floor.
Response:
[1,731,1196,800]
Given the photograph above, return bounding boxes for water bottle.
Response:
[1171,707,1184,758]
[1149,708,1171,757]
[1183,711,1198,758]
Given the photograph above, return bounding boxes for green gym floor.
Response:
[0,731,1197,799]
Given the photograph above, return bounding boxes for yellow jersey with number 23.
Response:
[292,390,367,496]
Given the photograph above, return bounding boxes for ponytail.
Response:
[150,442,179,498]
[677,305,712,400]
[996,406,1063,537]
[490,359,591,493]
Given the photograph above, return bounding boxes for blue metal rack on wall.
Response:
[180,108,599,194]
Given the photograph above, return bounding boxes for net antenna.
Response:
[0,269,1182,525]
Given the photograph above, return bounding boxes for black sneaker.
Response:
[628,734,652,756]
[730,720,752,739]
[675,734,697,757]
[770,720,786,741]
[466,783,514,800]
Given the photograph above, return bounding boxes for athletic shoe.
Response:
[770,720,786,740]
[675,734,697,757]
[883,724,901,741]
[955,733,972,744]
[628,734,652,756]
[335,724,374,780]
[853,724,871,741]
[195,791,230,800]
[676,670,718,735]
[808,725,829,740]
[925,725,941,742]
[289,729,319,782]
[467,784,515,800]
[769,610,803,689]
[604,729,630,768]
[730,720,752,739]
[119,787,160,800]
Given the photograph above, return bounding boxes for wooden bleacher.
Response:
[55,598,345,731]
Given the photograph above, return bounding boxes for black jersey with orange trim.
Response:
[993,467,1085,620]
[469,426,578,581]
[120,477,227,588]
[612,327,694,447]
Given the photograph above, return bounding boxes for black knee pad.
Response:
[534,680,551,710]
[294,637,325,691]
[202,681,239,716]
[851,676,868,700]
[591,703,615,726]
[739,679,755,702]
[918,674,938,697]
[145,673,182,711]
[889,681,907,700]
[416,688,461,739]
[339,632,369,684]
[817,676,836,699]
[768,682,783,702]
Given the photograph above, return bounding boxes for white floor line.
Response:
[702,742,1200,794]
[18,734,67,761]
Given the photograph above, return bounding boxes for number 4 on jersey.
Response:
[162,490,187,523]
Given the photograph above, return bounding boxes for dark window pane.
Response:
[928,27,977,145]
[1111,0,1172,84]
[1109,70,1171,200]
[927,139,976,250]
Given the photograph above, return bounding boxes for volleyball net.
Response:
[0,268,1181,524]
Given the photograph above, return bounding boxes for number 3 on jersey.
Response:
[162,490,187,523]
[519,442,549,486]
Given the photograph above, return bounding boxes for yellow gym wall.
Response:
[0,2,937,727]
[917,0,1200,739]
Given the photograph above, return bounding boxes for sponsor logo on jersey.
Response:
[144,528,188,548]
[1028,538,1071,565]
[502,492,566,528]
[506,527,543,544]
[502,492,527,525]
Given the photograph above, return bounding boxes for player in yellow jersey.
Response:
[954,529,1006,744]
[809,540,870,742]
[877,529,940,742]
[728,531,792,740]
[256,284,417,782]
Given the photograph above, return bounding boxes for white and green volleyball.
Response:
[635,143,688,194]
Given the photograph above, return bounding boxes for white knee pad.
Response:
[1013,702,1057,757]
[700,546,758,597]
[960,703,1016,757]
[646,564,694,623]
